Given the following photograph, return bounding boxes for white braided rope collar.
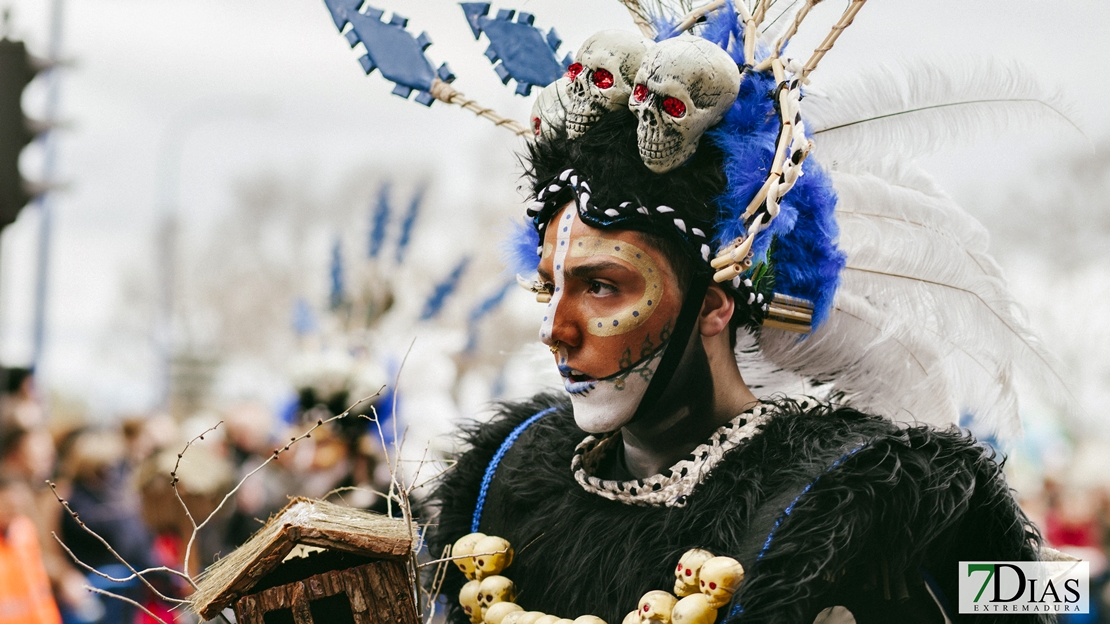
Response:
[571,403,774,508]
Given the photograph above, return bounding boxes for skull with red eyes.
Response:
[564,30,650,139]
[628,35,742,173]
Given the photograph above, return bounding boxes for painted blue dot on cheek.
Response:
[633,311,639,317]
[612,320,619,326]
[647,300,653,306]
[597,322,602,328]
[563,227,568,232]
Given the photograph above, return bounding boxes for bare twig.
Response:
[179,391,381,583]
[322,484,392,501]
[51,533,195,588]
[170,422,224,535]
[425,545,452,615]
[47,483,189,604]
[85,586,170,624]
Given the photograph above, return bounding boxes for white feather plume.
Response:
[754,161,1068,440]
[803,57,1084,166]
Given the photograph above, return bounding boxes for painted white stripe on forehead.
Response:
[538,208,576,357]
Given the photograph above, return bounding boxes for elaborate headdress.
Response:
[321,0,1069,440]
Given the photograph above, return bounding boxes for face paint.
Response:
[538,205,683,433]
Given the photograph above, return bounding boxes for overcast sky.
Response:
[0,0,1106,422]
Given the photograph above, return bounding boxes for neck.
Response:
[618,332,758,479]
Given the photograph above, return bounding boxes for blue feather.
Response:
[329,238,345,310]
[501,217,541,276]
[368,184,391,259]
[420,256,471,320]
[464,278,517,352]
[395,185,424,264]
[707,42,844,329]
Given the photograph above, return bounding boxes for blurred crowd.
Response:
[2,364,1110,622]
[0,367,394,624]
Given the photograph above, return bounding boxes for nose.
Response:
[539,297,581,349]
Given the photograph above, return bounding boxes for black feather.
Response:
[427,396,1045,624]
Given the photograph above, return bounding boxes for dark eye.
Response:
[588,281,616,296]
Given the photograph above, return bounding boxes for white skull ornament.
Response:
[453,532,487,580]
[565,30,650,139]
[460,580,484,624]
[637,590,678,624]
[473,535,514,579]
[628,35,742,173]
[476,575,517,617]
[484,602,524,624]
[673,548,715,597]
[671,594,717,624]
[698,556,745,609]
[531,77,570,141]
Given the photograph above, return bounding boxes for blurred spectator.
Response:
[0,368,44,430]
[0,423,96,622]
[0,475,61,624]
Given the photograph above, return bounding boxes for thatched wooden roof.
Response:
[190,497,414,620]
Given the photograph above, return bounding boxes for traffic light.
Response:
[0,37,45,231]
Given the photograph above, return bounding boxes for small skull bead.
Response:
[638,590,678,624]
[622,611,639,624]
[477,575,517,616]
[671,594,717,624]
[473,535,514,579]
[673,548,715,597]
[698,556,745,609]
[460,580,483,624]
[453,532,487,580]
[484,602,524,624]
[533,615,561,624]
[511,612,548,624]
[573,617,608,624]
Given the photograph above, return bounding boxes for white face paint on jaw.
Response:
[538,204,683,433]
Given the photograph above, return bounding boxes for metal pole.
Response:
[30,0,66,371]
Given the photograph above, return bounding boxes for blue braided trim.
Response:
[471,406,559,532]
[729,442,872,618]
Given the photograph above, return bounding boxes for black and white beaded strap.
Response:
[571,403,772,508]
[527,168,718,265]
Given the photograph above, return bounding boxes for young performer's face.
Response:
[537,204,684,433]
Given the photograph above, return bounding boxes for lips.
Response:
[558,365,598,395]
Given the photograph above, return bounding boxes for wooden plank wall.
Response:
[233,560,419,624]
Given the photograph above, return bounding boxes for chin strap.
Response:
[629,271,711,423]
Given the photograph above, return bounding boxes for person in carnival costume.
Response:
[320,1,1076,622]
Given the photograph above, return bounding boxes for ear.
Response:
[699,284,734,337]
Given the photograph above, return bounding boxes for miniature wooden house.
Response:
[190,498,419,624]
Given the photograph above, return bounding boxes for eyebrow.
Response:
[566,259,628,279]
[539,258,631,282]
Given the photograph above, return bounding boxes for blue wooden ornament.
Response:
[324,0,456,106]
[460,3,572,96]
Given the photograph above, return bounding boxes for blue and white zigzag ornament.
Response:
[324,0,456,106]
[460,3,572,96]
